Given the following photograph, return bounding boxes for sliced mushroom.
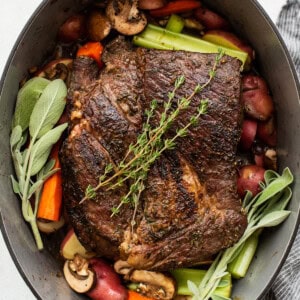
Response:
[126,270,176,300]
[114,260,134,275]
[106,0,147,35]
[63,254,95,293]
[87,10,112,41]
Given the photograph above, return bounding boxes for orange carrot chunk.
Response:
[150,0,201,17]
[128,290,155,300]
[77,41,104,67]
[37,145,62,222]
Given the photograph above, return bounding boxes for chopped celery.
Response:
[166,14,185,33]
[228,230,261,279]
[133,24,249,69]
[171,268,232,298]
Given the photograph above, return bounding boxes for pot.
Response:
[0,0,299,299]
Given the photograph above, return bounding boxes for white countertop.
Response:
[0,0,287,299]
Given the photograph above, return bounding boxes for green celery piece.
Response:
[171,268,232,298]
[228,230,260,279]
[166,14,185,33]
[132,36,170,50]
[134,24,249,69]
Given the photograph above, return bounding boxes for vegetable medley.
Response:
[10,1,294,300]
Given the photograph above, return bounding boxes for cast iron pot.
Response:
[0,0,300,299]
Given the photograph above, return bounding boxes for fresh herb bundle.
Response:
[10,78,68,250]
[82,50,225,228]
[188,167,294,300]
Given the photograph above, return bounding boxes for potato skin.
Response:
[87,258,128,300]
[58,14,86,43]
[240,119,257,150]
[242,89,274,121]
[242,75,269,93]
[194,7,230,30]
[237,165,265,197]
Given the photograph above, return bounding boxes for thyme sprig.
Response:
[81,50,225,226]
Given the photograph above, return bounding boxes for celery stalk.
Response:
[166,14,185,33]
[133,24,249,69]
[228,230,261,279]
[171,268,232,298]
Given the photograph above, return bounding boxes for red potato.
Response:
[58,14,86,43]
[60,228,95,260]
[240,119,257,150]
[257,117,277,147]
[237,165,265,198]
[254,154,264,167]
[139,0,167,10]
[194,7,230,30]
[242,74,269,94]
[242,89,274,121]
[202,30,254,63]
[87,258,128,300]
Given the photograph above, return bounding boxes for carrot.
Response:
[77,41,104,67]
[128,290,155,300]
[37,144,62,221]
[150,0,201,17]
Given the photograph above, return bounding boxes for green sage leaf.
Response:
[29,79,67,139]
[29,123,67,176]
[10,175,20,194]
[254,168,293,207]
[211,295,231,300]
[257,210,291,228]
[28,180,44,199]
[12,77,50,130]
[10,126,22,150]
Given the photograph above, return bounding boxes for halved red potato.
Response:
[60,228,95,260]
[139,0,167,10]
[202,30,254,67]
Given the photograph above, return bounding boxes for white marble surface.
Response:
[0,0,287,299]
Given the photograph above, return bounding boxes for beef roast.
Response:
[61,36,247,271]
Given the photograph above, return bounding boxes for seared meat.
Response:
[61,36,247,270]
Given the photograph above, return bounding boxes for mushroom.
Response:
[114,260,134,275]
[106,0,147,35]
[87,10,112,41]
[63,254,95,293]
[125,269,176,300]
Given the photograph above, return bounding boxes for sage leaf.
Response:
[12,77,50,130]
[29,123,67,176]
[29,79,67,139]
[211,295,231,300]
[10,126,22,150]
[28,180,44,199]
[11,175,20,194]
[41,168,60,182]
[187,281,200,298]
[257,210,291,228]
[42,158,56,176]
[254,168,293,207]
